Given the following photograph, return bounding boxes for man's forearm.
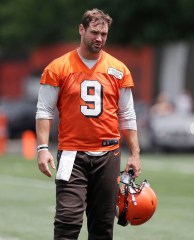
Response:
[36,118,55,177]
[36,119,52,145]
[121,128,141,177]
[121,129,140,156]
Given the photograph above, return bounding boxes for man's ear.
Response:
[79,24,85,36]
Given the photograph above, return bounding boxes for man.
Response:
[36,8,141,240]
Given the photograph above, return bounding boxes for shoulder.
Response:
[46,50,76,73]
[40,50,77,86]
[102,51,131,79]
[103,51,129,69]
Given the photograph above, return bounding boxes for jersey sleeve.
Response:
[119,66,134,88]
[40,69,61,86]
[40,57,64,87]
[104,52,134,88]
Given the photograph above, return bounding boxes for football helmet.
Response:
[116,170,157,226]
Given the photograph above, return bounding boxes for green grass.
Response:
[0,151,194,240]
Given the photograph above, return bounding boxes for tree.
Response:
[1,0,194,58]
[0,0,86,58]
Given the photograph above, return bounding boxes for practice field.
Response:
[0,151,194,240]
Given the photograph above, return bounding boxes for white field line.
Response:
[121,155,194,174]
[0,175,54,190]
[141,159,194,174]
[1,160,193,223]
[0,159,194,190]
[0,238,20,240]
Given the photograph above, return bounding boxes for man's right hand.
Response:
[37,150,56,177]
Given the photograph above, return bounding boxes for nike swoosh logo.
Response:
[114,151,120,156]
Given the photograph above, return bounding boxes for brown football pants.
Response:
[54,149,120,240]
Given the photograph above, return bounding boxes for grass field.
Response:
[0,151,194,240]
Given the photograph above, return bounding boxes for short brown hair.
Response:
[81,8,113,29]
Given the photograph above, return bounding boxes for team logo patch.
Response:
[108,67,123,80]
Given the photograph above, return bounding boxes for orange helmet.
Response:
[116,171,157,226]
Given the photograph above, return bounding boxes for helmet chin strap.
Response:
[117,170,140,226]
[117,184,128,226]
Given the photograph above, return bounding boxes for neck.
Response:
[78,47,101,60]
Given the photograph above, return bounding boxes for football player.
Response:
[36,8,141,240]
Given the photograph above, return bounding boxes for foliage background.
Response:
[1,0,194,58]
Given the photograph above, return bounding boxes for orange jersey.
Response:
[40,49,134,151]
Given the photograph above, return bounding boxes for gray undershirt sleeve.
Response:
[118,88,137,130]
[36,85,59,119]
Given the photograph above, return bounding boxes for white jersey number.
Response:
[81,80,103,118]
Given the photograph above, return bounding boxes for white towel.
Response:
[56,150,77,181]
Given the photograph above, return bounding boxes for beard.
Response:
[83,38,104,53]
